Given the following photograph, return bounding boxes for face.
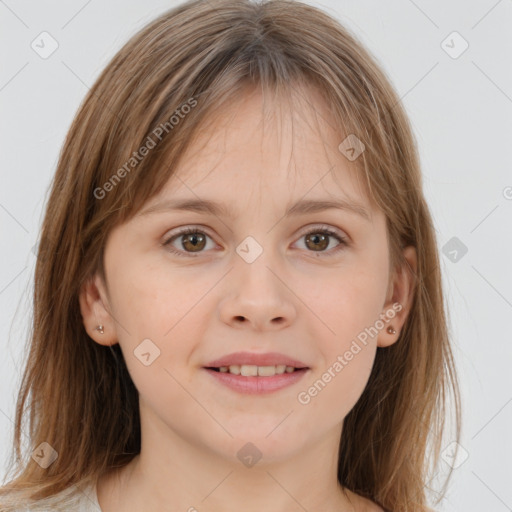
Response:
[81,85,414,466]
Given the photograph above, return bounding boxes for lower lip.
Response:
[203,368,309,394]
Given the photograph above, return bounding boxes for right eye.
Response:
[162,227,216,257]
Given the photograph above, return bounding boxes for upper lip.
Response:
[204,351,309,368]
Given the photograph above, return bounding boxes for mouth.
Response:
[202,365,310,394]
[204,364,308,376]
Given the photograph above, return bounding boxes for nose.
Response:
[218,253,297,332]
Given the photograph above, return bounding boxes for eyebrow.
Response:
[138,197,371,222]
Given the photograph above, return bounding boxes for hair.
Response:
[0,0,461,510]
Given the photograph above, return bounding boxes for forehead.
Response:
[147,83,374,219]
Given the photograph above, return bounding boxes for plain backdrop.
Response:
[1,0,511,510]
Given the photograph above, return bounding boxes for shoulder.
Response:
[0,481,98,512]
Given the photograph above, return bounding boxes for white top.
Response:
[77,483,101,511]
[10,483,101,511]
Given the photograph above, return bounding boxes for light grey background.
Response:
[1,0,511,510]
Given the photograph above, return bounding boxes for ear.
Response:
[78,272,118,346]
[377,245,417,348]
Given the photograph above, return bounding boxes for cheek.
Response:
[300,259,389,348]
[297,277,382,422]
[107,252,202,337]
[296,350,375,432]
[293,258,387,416]
[103,255,189,383]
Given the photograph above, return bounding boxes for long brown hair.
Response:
[0,0,461,510]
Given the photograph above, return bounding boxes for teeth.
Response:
[241,365,258,376]
[228,365,240,375]
[257,366,277,377]
[216,365,298,376]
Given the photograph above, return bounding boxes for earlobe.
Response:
[377,245,417,348]
[78,273,118,346]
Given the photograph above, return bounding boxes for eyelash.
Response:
[162,225,348,258]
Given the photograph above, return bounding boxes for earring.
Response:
[93,303,104,334]
[387,326,396,334]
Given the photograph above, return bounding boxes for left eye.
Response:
[162,226,348,257]
[295,227,347,255]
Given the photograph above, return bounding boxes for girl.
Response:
[0,0,461,510]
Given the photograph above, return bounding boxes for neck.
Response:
[97,408,358,512]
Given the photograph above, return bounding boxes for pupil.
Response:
[307,233,328,251]
[184,233,205,251]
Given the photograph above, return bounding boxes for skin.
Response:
[80,84,417,512]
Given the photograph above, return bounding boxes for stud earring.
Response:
[93,303,104,334]
[387,326,396,334]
